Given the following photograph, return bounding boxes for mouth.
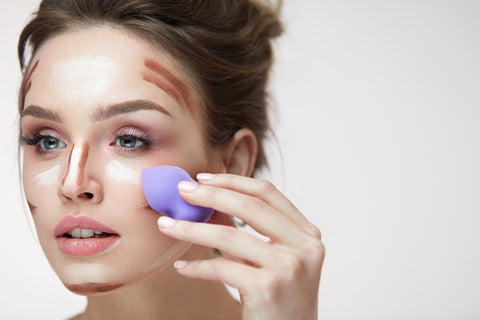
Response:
[64,228,114,239]
[55,215,120,256]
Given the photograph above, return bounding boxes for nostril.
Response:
[79,192,94,200]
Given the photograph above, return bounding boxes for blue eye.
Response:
[39,136,67,150]
[115,135,146,149]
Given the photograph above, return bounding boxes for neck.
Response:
[77,245,241,320]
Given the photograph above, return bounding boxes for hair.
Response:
[18,0,282,173]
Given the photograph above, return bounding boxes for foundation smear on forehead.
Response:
[34,165,61,186]
[51,56,118,102]
[105,160,141,185]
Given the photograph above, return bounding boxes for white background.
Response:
[1,0,479,319]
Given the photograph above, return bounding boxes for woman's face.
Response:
[21,27,221,294]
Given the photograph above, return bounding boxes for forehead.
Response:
[25,26,196,114]
[34,26,166,76]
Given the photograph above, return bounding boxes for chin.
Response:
[57,265,150,297]
[64,282,125,296]
[48,240,192,296]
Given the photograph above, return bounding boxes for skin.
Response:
[21,26,325,320]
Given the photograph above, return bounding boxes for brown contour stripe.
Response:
[66,282,123,294]
[24,59,39,97]
[142,58,193,109]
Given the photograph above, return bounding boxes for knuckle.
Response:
[301,238,326,264]
[207,186,222,204]
[212,258,225,273]
[258,179,278,195]
[280,253,304,279]
[306,224,323,240]
[178,221,194,234]
[242,196,267,211]
[177,221,195,236]
[224,174,236,184]
[176,221,192,233]
[257,274,281,300]
[219,227,238,242]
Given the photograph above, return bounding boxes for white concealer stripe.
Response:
[105,160,141,185]
[34,165,61,186]
[64,146,83,186]
[52,56,118,103]
[64,263,111,284]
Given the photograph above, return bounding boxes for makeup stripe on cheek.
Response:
[106,160,141,185]
[34,165,61,186]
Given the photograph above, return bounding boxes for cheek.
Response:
[22,161,62,252]
[34,164,61,186]
[106,160,141,184]
[104,160,147,209]
[23,161,61,208]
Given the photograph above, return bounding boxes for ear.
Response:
[223,128,258,177]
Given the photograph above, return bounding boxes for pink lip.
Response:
[55,215,120,256]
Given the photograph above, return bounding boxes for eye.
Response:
[39,136,66,150]
[114,135,146,149]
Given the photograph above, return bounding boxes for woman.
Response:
[18,0,325,318]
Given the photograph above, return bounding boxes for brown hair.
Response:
[18,0,282,173]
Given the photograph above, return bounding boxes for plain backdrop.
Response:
[1,1,479,319]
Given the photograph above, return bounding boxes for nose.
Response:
[58,144,103,203]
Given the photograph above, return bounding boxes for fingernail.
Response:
[174,260,188,269]
[197,173,215,181]
[178,181,198,192]
[158,216,176,228]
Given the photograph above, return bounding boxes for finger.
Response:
[208,211,251,263]
[197,173,321,239]
[178,181,308,245]
[208,210,237,229]
[158,217,277,267]
[173,257,260,292]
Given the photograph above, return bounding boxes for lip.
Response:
[55,215,120,256]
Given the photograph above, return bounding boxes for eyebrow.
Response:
[22,105,62,122]
[90,99,171,121]
[21,100,171,122]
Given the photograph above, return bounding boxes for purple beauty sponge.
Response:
[141,165,214,222]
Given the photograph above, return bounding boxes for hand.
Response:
[157,173,325,320]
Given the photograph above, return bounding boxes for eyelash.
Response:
[21,129,52,146]
[21,128,63,154]
[110,128,157,153]
[21,128,157,154]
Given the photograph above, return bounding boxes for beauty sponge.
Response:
[141,165,214,222]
